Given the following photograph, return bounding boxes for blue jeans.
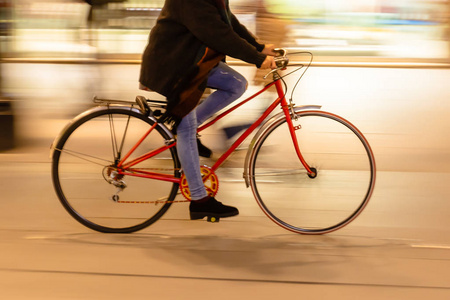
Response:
[176,62,247,200]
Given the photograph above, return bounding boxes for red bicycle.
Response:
[51,50,376,234]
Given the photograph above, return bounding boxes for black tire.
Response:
[52,106,180,233]
[249,110,376,234]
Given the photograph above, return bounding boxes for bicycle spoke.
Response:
[118,110,132,157]
[55,147,113,166]
[250,169,308,177]
[108,113,119,159]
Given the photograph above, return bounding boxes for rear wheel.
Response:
[249,110,376,234]
[52,107,180,233]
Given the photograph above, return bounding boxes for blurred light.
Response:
[1,0,449,62]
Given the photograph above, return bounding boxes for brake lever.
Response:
[263,69,278,79]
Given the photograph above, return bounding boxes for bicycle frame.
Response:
[115,76,315,183]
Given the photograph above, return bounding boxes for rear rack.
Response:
[92,95,167,117]
[93,96,134,105]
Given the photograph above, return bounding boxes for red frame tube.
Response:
[118,76,314,181]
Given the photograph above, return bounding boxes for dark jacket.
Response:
[139,0,266,120]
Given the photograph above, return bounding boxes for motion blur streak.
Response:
[0,1,449,299]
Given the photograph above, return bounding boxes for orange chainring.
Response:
[180,165,219,201]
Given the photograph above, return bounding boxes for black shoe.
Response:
[190,197,239,221]
[197,138,212,158]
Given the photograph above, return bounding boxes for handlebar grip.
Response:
[274,56,289,68]
[273,48,288,68]
[273,48,287,57]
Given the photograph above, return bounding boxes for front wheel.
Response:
[248,110,376,234]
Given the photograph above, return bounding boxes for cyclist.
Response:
[139,0,277,221]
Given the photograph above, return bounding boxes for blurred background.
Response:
[0,0,449,166]
[0,2,449,298]
[0,0,448,62]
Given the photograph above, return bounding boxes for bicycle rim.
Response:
[52,107,180,233]
[249,111,375,234]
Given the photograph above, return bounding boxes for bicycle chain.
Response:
[111,167,187,204]
[116,198,189,205]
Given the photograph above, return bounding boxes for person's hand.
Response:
[262,44,278,56]
[260,56,277,69]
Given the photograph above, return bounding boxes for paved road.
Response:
[0,63,449,299]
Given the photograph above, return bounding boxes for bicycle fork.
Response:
[277,81,316,177]
[243,83,320,187]
[280,103,316,177]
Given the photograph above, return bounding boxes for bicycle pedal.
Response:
[207,216,220,223]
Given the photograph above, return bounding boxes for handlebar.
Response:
[274,48,289,68]
[264,48,289,79]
